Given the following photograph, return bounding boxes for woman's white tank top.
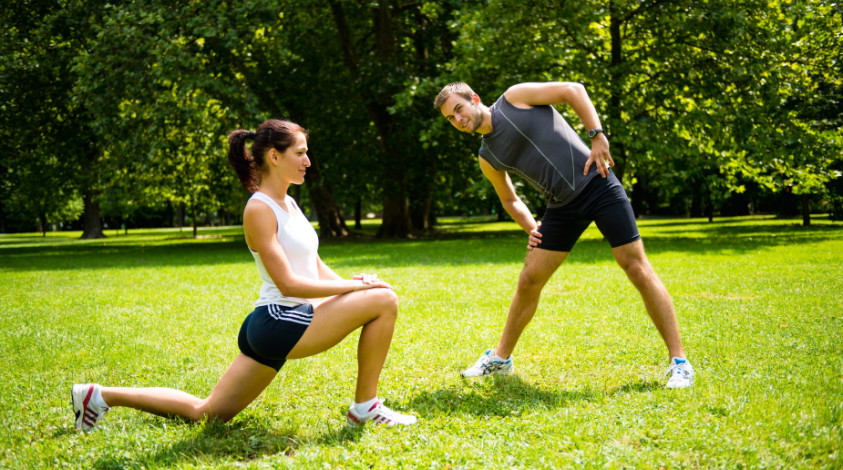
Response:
[248,191,319,307]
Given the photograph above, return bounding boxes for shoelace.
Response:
[480,356,506,373]
[666,363,688,378]
[372,404,405,424]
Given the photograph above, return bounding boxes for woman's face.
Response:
[271,132,310,185]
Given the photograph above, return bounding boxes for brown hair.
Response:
[433,82,477,110]
[227,119,308,193]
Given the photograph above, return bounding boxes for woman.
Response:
[72,119,417,430]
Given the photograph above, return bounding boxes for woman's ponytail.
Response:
[227,129,259,193]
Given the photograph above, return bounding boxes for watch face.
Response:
[589,129,603,138]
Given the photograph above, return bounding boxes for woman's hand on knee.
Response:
[353,273,393,291]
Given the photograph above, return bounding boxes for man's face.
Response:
[439,94,483,133]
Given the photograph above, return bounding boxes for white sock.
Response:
[353,397,379,415]
[92,385,108,408]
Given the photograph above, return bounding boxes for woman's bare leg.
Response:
[101,288,398,421]
[100,354,277,422]
[286,288,399,402]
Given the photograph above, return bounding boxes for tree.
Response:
[1,0,110,238]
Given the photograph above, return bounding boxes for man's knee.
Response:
[517,266,550,291]
[516,249,565,292]
[624,260,651,283]
[615,249,655,285]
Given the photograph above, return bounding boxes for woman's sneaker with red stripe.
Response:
[346,400,417,427]
[71,383,109,431]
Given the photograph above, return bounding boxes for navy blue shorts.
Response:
[237,304,313,371]
[538,171,640,252]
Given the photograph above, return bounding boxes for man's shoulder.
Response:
[501,83,535,108]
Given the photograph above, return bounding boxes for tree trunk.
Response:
[303,149,349,239]
[410,191,433,232]
[706,185,714,222]
[330,0,412,238]
[630,176,644,218]
[191,199,198,238]
[39,213,47,237]
[375,152,412,238]
[309,183,349,238]
[354,197,362,230]
[177,203,185,230]
[377,194,411,238]
[80,190,106,239]
[802,193,811,226]
[608,1,627,181]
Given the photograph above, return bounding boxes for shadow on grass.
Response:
[90,420,293,469]
[2,217,841,273]
[607,380,663,396]
[89,417,364,469]
[405,375,661,418]
[0,239,248,272]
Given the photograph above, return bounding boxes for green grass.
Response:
[1,216,841,469]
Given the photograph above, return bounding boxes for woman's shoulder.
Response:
[244,197,276,222]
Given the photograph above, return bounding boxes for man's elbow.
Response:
[501,198,522,212]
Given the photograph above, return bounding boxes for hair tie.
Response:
[247,130,256,140]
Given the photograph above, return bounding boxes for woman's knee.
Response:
[188,400,212,422]
[195,400,237,423]
[375,288,399,317]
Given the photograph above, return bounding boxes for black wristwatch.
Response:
[588,129,605,139]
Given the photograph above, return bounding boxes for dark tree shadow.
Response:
[405,375,662,419]
[2,217,841,272]
[90,414,364,469]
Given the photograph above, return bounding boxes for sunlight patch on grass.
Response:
[1,217,842,468]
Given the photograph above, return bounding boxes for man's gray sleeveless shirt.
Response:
[479,95,600,208]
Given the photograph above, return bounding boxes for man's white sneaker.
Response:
[665,357,694,388]
[461,349,514,378]
[71,383,110,431]
[346,400,417,427]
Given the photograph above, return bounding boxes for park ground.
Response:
[1,215,841,469]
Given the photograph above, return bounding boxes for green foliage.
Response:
[1,0,841,233]
[0,0,110,233]
[1,218,842,467]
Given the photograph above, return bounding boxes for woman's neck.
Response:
[257,180,290,202]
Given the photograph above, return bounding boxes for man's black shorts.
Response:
[538,171,640,252]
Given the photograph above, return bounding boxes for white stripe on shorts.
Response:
[268,304,313,326]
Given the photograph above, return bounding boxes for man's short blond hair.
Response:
[434,82,477,110]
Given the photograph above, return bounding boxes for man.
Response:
[434,81,694,388]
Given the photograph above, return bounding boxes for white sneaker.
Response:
[346,400,417,427]
[665,358,694,388]
[71,383,110,431]
[461,349,514,378]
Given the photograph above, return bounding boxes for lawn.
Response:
[1,216,841,469]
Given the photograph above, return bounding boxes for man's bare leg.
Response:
[495,249,569,358]
[612,239,685,359]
